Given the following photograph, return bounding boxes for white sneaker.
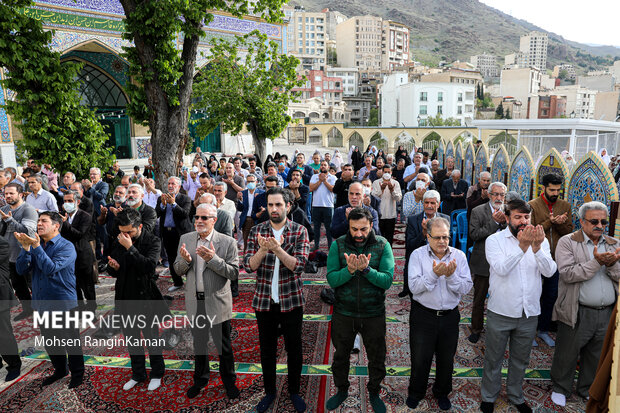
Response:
[168,285,182,292]
[551,392,566,406]
[148,378,161,391]
[123,379,139,390]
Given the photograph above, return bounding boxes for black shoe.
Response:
[5,370,20,382]
[437,396,451,411]
[42,372,68,386]
[513,402,532,413]
[406,396,420,409]
[257,393,276,412]
[468,333,480,343]
[224,381,240,399]
[14,310,33,321]
[186,378,209,398]
[290,393,306,412]
[480,401,494,413]
[68,375,83,389]
[397,290,409,298]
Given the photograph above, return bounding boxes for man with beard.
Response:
[107,209,168,392]
[113,184,157,236]
[332,164,355,208]
[244,187,310,413]
[309,160,337,251]
[433,156,455,193]
[440,170,468,215]
[175,203,240,400]
[550,201,620,407]
[287,169,309,212]
[331,182,379,239]
[0,183,38,320]
[529,173,573,347]
[0,236,21,381]
[467,182,508,344]
[325,207,394,413]
[466,171,491,221]
[97,185,127,257]
[480,199,557,413]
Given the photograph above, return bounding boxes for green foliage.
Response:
[367,108,379,126]
[192,30,304,157]
[504,108,511,119]
[0,0,114,177]
[426,113,461,126]
[558,69,568,80]
[495,102,504,119]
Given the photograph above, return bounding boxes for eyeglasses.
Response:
[429,235,451,241]
[489,192,506,197]
[195,215,216,221]
[585,219,608,226]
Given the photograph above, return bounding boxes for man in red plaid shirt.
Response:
[244,186,310,413]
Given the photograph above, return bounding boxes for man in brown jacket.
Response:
[529,173,573,347]
[550,201,620,407]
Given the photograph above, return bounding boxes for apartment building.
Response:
[336,15,383,71]
[499,67,542,108]
[285,6,327,70]
[381,20,410,71]
[553,85,597,119]
[326,67,359,96]
[323,8,347,41]
[519,31,548,71]
[552,64,576,80]
[293,69,344,106]
[504,51,527,69]
[470,53,499,78]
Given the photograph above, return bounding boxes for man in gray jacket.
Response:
[0,183,38,321]
[174,203,240,400]
[550,201,620,407]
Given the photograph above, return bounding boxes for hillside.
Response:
[290,0,620,72]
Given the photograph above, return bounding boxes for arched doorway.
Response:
[327,127,343,147]
[308,127,322,144]
[422,132,442,155]
[489,131,517,158]
[368,131,388,153]
[348,131,364,150]
[394,132,415,155]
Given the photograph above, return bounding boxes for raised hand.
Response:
[0,209,12,220]
[118,232,133,250]
[492,208,506,223]
[196,242,216,262]
[444,259,457,276]
[110,206,123,216]
[257,234,269,252]
[345,207,352,219]
[179,243,192,263]
[265,236,282,251]
[432,260,448,276]
[357,253,371,271]
[531,225,546,250]
[344,253,358,274]
[108,257,120,271]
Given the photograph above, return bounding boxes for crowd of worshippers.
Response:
[0,145,618,413]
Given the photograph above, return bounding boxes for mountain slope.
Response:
[290,0,620,72]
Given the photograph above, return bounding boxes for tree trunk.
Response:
[249,120,267,164]
[151,106,189,189]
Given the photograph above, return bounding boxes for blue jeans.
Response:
[311,206,333,250]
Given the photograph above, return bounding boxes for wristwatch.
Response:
[360,266,371,275]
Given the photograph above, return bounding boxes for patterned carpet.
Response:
[0,223,587,412]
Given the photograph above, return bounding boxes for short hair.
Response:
[422,151,429,157]
[116,208,142,228]
[71,181,84,191]
[133,165,140,171]
[446,156,454,162]
[504,199,531,216]
[22,167,35,176]
[128,183,144,195]
[266,162,277,170]
[168,176,181,186]
[5,167,16,176]
[348,207,373,223]
[115,185,127,193]
[427,216,450,234]
[233,157,242,163]
[63,172,76,181]
[349,181,364,192]
[579,201,608,219]
[266,186,290,204]
[488,182,507,193]
[382,164,392,171]
[451,169,461,177]
[199,172,210,179]
[2,169,12,179]
[199,193,216,205]
[361,178,372,185]
[282,188,295,205]
[480,171,491,180]
[504,191,521,203]
[27,175,42,183]
[342,163,353,170]
[290,169,302,176]
[246,173,256,181]
[365,155,373,161]
[423,190,441,203]
[418,166,429,174]
[89,167,101,175]
[248,156,256,162]
[413,153,422,159]
[196,203,217,216]
[39,211,63,227]
[63,189,80,201]
[265,175,279,185]
[214,181,228,192]
[542,173,563,187]
[4,182,23,193]
[296,152,305,159]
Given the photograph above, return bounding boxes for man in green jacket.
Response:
[325,207,394,413]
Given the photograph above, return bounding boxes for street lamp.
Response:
[417,115,421,127]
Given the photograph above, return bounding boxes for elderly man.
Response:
[264,162,285,188]
[550,201,620,407]
[399,190,449,298]
[326,207,394,413]
[213,181,237,222]
[156,177,192,291]
[357,155,376,182]
[175,203,240,399]
[481,199,557,413]
[122,184,157,235]
[433,156,455,193]
[466,171,492,220]
[407,217,472,411]
[331,182,380,239]
[403,152,424,188]
[97,185,127,255]
[198,193,233,237]
[371,164,402,244]
[83,167,109,213]
[440,169,468,215]
[467,182,508,343]
[402,173,431,220]
[25,175,58,212]
[333,164,356,208]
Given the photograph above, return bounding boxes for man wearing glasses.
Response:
[467,182,508,344]
[175,203,240,400]
[549,201,620,407]
[406,216,472,411]
[529,173,573,347]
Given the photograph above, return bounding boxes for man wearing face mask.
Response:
[326,207,394,413]
[117,184,157,236]
[371,165,401,245]
[309,160,337,251]
[361,178,381,214]
[98,185,127,257]
[60,190,96,311]
[238,174,264,247]
[480,199,556,413]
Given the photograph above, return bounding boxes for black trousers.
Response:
[0,309,21,373]
[76,264,96,310]
[538,270,559,332]
[9,262,32,309]
[255,304,303,395]
[331,312,386,394]
[192,299,236,386]
[39,309,85,379]
[408,302,460,400]
[471,275,490,334]
[379,218,396,245]
[121,313,165,381]
[162,228,183,286]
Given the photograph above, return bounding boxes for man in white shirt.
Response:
[25,176,58,212]
[407,216,472,411]
[309,160,336,251]
[480,199,557,413]
[213,182,237,222]
[371,164,402,244]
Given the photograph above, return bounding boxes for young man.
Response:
[309,160,337,251]
[244,187,310,413]
[326,207,394,413]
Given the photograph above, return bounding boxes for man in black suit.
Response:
[287,169,309,212]
[0,236,21,381]
[433,156,455,193]
[440,169,469,215]
[467,182,507,344]
[60,190,96,311]
[398,190,449,298]
[156,176,192,292]
[116,184,157,236]
[71,182,94,216]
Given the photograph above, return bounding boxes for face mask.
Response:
[63,202,76,213]
[383,173,391,180]
[247,182,256,190]
[279,163,285,167]
[192,166,199,173]
[363,187,371,196]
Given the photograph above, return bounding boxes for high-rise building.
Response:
[381,20,410,71]
[285,6,327,71]
[552,64,576,80]
[323,8,348,41]
[504,51,527,69]
[336,15,383,71]
[470,53,499,78]
[519,31,548,71]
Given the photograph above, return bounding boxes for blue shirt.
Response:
[16,234,77,311]
[164,203,176,227]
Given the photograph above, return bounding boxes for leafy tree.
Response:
[426,113,461,126]
[367,108,379,126]
[495,102,504,119]
[504,108,511,119]
[0,0,114,177]
[118,0,285,187]
[558,69,568,80]
[191,31,304,161]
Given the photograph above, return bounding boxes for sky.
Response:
[480,0,620,48]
